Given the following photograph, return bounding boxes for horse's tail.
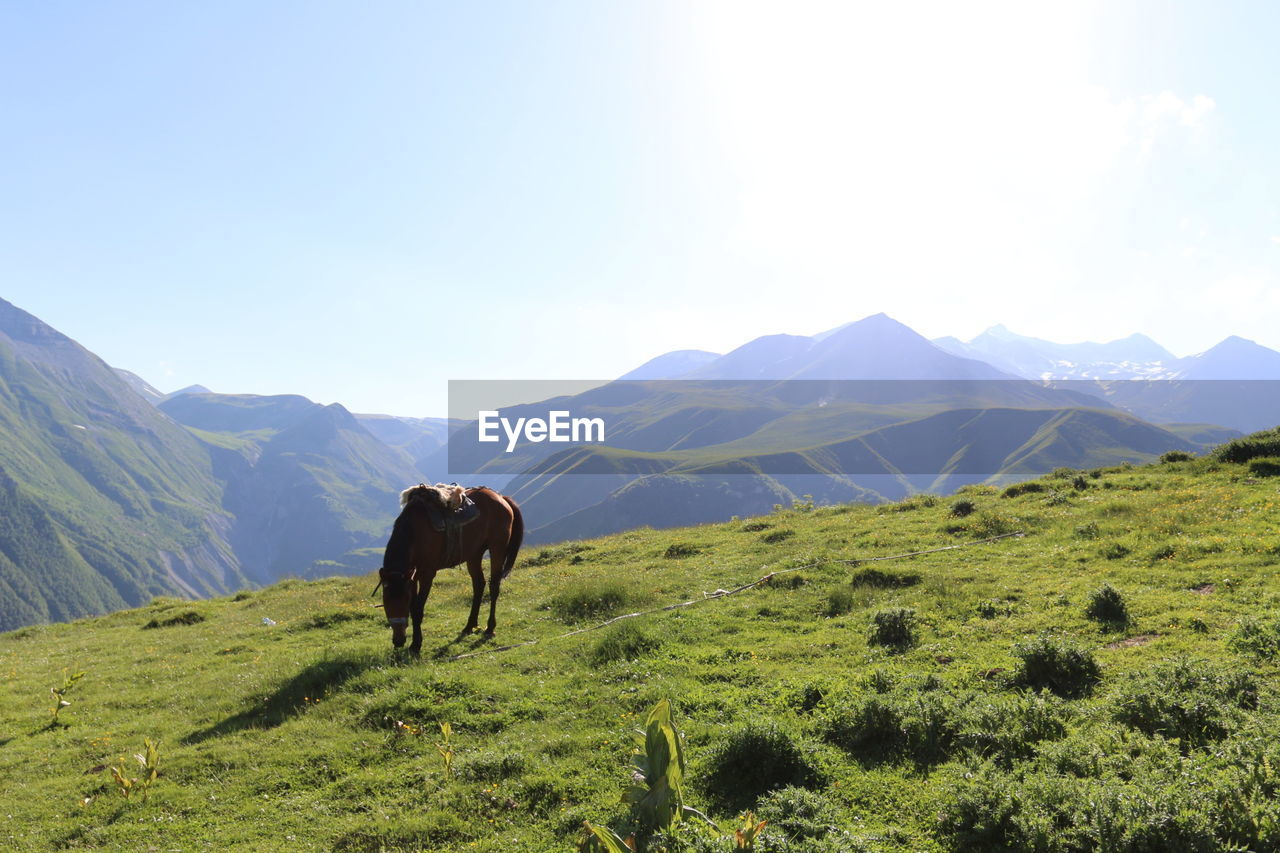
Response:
[501,495,523,580]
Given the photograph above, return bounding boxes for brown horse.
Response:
[378,485,523,651]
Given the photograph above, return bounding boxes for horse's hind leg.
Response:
[484,545,507,638]
[462,555,485,636]
[409,572,434,655]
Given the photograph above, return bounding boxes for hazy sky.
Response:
[4,1,1278,416]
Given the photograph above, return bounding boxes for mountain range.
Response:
[1,298,1276,628]
[632,316,1280,384]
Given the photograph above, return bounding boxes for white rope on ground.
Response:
[443,530,1025,663]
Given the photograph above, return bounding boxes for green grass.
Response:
[3,449,1280,850]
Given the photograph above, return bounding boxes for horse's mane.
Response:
[399,483,465,511]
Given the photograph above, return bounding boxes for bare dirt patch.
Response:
[1106,634,1157,650]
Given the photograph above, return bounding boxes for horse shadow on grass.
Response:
[426,631,492,661]
[182,653,380,744]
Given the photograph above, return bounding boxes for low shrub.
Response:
[142,610,205,629]
[949,499,976,518]
[820,695,906,762]
[953,693,1071,766]
[754,786,845,842]
[1001,481,1046,498]
[1248,458,1280,478]
[976,599,1013,619]
[937,762,1234,852]
[1012,634,1101,698]
[1085,584,1130,626]
[1160,450,1194,463]
[1112,659,1257,746]
[590,621,662,665]
[824,587,855,617]
[523,542,592,567]
[1229,617,1280,659]
[849,567,921,588]
[459,751,527,782]
[762,529,795,544]
[969,513,1021,537]
[663,543,701,558]
[1101,543,1131,560]
[544,582,632,622]
[867,607,918,652]
[1214,428,1280,464]
[702,721,820,811]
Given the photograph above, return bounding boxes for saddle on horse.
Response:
[424,486,482,567]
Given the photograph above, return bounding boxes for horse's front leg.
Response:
[462,556,485,636]
[409,572,435,654]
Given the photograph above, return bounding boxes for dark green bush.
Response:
[1001,481,1046,498]
[1249,458,1280,478]
[545,582,632,622]
[1214,428,1280,464]
[761,529,795,544]
[1085,584,1130,626]
[820,695,906,762]
[1160,450,1194,463]
[1072,474,1090,490]
[754,786,844,841]
[1012,635,1101,698]
[976,599,1013,619]
[460,751,527,782]
[702,721,820,811]
[1229,617,1280,658]
[590,621,662,664]
[1112,659,1257,746]
[523,542,592,567]
[867,607,918,651]
[864,669,895,693]
[823,587,855,617]
[937,763,1233,852]
[142,610,205,629]
[949,499,976,518]
[821,691,958,767]
[970,514,1021,537]
[663,543,700,558]
[849,567,921,588]
[953,693,1071,766]
[1101,542,1131,560]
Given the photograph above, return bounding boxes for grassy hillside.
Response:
[3,438,1280,851]
[159,393,426,583]
[0,299,245,630]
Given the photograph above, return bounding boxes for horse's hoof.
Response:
[483,630,495,639]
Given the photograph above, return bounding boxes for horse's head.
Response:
[379,566,412,647]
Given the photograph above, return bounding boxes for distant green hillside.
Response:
[3,440,1280,850]
[0,298,425,631]
[0,298,244,631]
[158,393,426,583]
[513,406,1205,543]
